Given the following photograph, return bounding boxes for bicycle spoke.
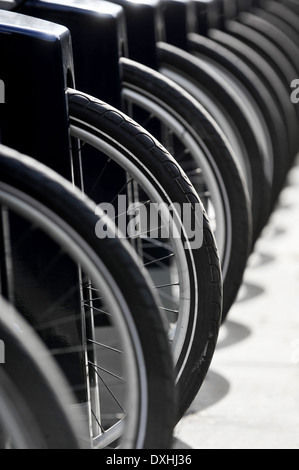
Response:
[88,339,122,355]
[90,363,126,414]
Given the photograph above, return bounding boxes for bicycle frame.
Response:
[15,0,218,78]
[16,0,162,79]
[0,9,74,178]
[18,0,127,108]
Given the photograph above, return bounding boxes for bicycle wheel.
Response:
[0,143,175,448]
[155,41,269,243]
[67,88,223,420]
[259,0,299,39]
[207,26,293,191]
[187,32,281,208]
[222,19,299,158]
[229,12,299,102]
[239,9,299,76]
[253,4,299,45]
[117,58,251,322]
[281,0,299,15]
[0,296,83,449]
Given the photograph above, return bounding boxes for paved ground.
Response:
[173,158,299,449]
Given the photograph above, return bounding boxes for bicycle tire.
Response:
[208,26,293,192]
[67,88,223,419]
[0,143,175,448]
[223,18,299,156]
[281,0,299,15]
[118,58,251,322]
[227,14,299,115]
[155,41,269,244]
[239,10,299,76]
[0,295,82,449]
[252,4,299,46]
[259,0,299,40]
[187,31,281,208]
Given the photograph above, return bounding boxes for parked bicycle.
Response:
[0,143,177,448]
[0,293,84,449]
[1,0,298,448]
[15,0,252,326]
[0,5,223,421]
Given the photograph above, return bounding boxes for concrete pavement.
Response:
[174,158,299,449]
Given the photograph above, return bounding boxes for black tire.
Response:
[67,88,223,419]
[231,13,299,122]
[0,296,82,449]
[156,41,268,244]
[208,26,293,194]
[225,17,299,156]
[281,0,299,15]
[239,10,299,77]
[119,58,251,322]
[187,31,282,210]
[0,143,176,448]
[260,0,299,42]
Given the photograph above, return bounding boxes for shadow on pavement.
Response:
[217,320,251,350]
[236,282,265,304]
[184,370,230,416]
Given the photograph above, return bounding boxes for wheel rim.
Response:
[69,122,197,378]
[0,182,149,448]
[120,87,232,278]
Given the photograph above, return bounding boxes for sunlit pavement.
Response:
[174,158,299,450]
